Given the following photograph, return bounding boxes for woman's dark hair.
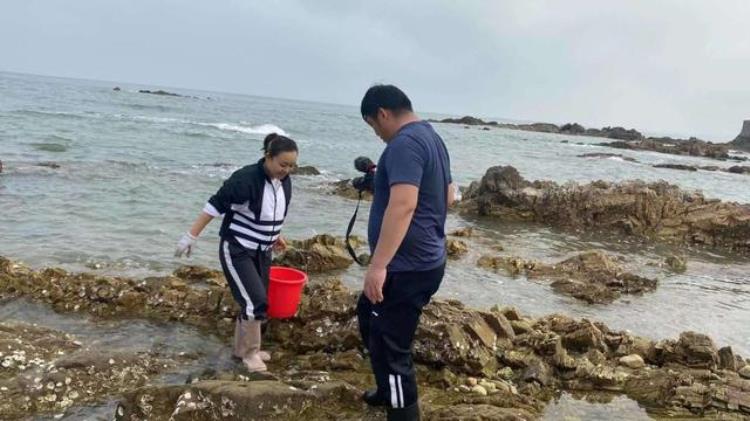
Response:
[263,133,298,158]
[360,84,413,120]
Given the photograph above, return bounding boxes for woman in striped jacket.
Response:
[175,133,298,372]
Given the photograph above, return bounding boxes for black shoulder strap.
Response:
[345,191,366,266]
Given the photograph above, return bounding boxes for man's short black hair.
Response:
[360,84,413,120]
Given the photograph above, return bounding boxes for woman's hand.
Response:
[175,232,197,257]
[273,235,287,253]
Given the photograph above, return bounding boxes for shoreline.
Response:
[1,257,749,419]
[428,116,749,161]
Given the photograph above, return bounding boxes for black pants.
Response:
[357,262,445,409]
[219,239,272,320]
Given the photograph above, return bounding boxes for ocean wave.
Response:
[128,115,287,137]
[11,109,94,120]
[201,122,288,136]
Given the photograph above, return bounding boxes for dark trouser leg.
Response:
[363,263,445,411]
[219,239,269,320]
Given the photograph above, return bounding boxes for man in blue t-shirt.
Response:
[356,84,454,421]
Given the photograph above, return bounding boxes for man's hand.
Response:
[175,232,197,258]
[273,235,287,253]
[363,265,387,304]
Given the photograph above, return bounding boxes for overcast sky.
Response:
[2,0,749,139]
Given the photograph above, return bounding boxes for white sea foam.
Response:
[202,122,288,136]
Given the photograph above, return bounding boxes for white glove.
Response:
[175,232,197,258]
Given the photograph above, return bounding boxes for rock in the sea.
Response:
[329,179,373,201]
[602,136,739,160]
[730,120,750,152]
[460,166,750,256]
[449,227,474,237]
[560,123,586,135]
[728,165,750,174]
[478,251,657,304]
[138,89,182,97]
[292,165,321,176]
[619,354,646,369]
[113,86,121,91]
[653,163,698,172]
[446,238,469,258]
[664,255,687,273]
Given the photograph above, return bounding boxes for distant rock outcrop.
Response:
[459,165,750,255]
[730,120,750,152]
[138,89,182,97]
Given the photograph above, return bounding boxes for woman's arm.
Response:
[189,212,214,237]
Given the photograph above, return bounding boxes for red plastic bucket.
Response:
[267,266,308,319]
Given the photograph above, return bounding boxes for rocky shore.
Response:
[431,116,746,161]
[477,251,658,304]
[459,166,750,256]
[2,257,749,419]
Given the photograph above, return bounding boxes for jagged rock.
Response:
[560,123,586,135]
[478,251,657,304]
[460,166,750,256]
[291,165,321,176]
[665,255,687,273]
[718,347,737,372]
[728,165,750,174]
[658,332,720,369]
[522,359,552,386]
[730,120,750,152]
[602,136,741,160]
[329,179,372,201]
[449,227,474,237]
[739,366,750,379]
[446,238,469,258]
[172,265,224,285]
[619,354,645,369]
[274,234,353,273]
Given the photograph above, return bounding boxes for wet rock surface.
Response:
[459,166,750,256]
[291,165,321,176]
[274,234,357,273]
[329,179,373,201]
[730,120,750,152]
[2,258,749,419]
[477,251,658,304]
[0,322,180,420]
[601,137,742,161]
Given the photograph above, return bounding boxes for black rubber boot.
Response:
[362,388,388,407]
[386,402,420,421]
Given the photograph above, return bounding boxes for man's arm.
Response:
[363,184,418,303]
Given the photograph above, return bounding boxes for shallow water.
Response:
[2,71,749,419]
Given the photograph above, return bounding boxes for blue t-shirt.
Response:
[368,121,452,272]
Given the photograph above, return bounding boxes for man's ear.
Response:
[377,107,389,122]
